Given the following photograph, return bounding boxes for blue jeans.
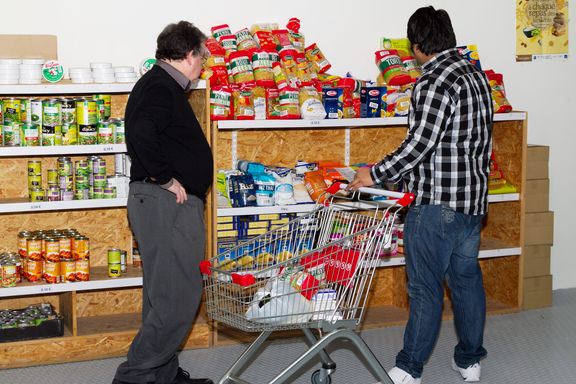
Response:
[396,205,487,378]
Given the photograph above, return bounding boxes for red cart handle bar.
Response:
[327,182,415,207]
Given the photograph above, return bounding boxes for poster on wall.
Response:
[516,0,569,61]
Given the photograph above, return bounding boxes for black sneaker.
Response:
[172,367,213,384]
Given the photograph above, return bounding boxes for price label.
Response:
[101,145,115,152]
[309,120,321,126]
[29,204,42,210]
[279,207,289,212]
[39,286,54,293]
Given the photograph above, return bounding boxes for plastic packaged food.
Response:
[272,29,293,50]
[375,50,412,86]
[279,49,300,88]
[229,174,257,207]
[299,86,326,120]
[232,87,255,120]
[228,51,255,86]
[235,28,258,51]
[253,30,277,51]
[295,52,313,86]
[270,167,297,205]
[305,43,332,74]
[401,56,421,81]
[266,88,282,119]
[252,86,267,120]
[485,70,512,113]
[286,17,305,53]
[278,87,300,119]
[210,85,233,120]
[304,170,328,203]
[272,62,288,90]
[380,37,412,57]
[220,35,238,52]
[251,51,275,88]
[211,24,232,42]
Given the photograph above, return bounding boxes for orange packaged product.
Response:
[233,87,255,120]
[485,70,512,113]
[305,43,332,74]
[375,49,412,86]
[235,28,258,51]
[272,29,293,50]
[251,50,275,88]
[228,50,255,86]
[272,61,288,90]
[279,49,299,87]
[304,170,329,203]
[295,52,313,86]
[210,85,234,120]
[266,88,282,119]
[253,30,277,51]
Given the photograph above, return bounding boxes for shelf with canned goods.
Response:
[0,197,128,214]
[0,266,143,298]
[215,111,527,130]
[0,143,128,157]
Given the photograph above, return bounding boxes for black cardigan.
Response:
[125,66,213,200]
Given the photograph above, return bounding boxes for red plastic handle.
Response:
[231,273,256,287]
[199,260,212,276]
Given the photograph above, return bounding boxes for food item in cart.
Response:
[305,43,332,74]
[375,49,412,86]
[304,170,328,203]
[235,27,258,51]
[236,255,254,268]
[275,250,293,262]
[256,252,274,265]
[299,86,326,120]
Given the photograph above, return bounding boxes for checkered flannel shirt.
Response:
[371,48,494,215]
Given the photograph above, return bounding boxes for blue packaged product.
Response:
[252,172,275,206]
[365,86,387,118]
[322,88,344,119]
[229,174,257,207]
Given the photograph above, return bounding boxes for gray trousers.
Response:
[115,181,206,384]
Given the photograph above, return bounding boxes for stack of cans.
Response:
[28,160,43,201]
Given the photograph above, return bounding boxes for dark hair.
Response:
[155,21,206,61]
[407,6,456,56]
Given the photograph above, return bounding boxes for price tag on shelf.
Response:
[39,286,54,293]
[101,145,115,152]
[309,120,321,126]
[28,203,42,210]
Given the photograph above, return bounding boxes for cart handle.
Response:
[327,182,415,207]
[199,260,212,276]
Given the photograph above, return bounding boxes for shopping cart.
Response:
[200,182,414,384]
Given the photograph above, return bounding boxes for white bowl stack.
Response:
[91,62,115,83]
[19,58,44,84]
[114,66,138,83]
[0,58,21,84]
[69,67,93,83]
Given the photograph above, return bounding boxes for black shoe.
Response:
[172,367,213,384]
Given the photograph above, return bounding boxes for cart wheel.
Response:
[311,369,332,384]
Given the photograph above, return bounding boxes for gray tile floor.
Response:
[1,288,575,384]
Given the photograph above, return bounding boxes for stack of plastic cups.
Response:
[114,66,138,83]
[91,63,114,83]
[19,59,44,84]
[0,59,21,84]
[69,68,93,83]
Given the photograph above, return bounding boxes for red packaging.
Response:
[211,24,232,42]
[266,88,282,119]
[272,29,293,49]
[305,43,332,74]
[375,50,412,86]
[253,30,277,51]
[210,85,234,120]
[228,50,255,86]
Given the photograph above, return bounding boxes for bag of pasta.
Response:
[210,85,233,120]
[228,50,255,86]
[485,70,512,113]
[305,43,332,74]
[266,88,282,119]
[252,86,267,120]
[299,86,326,120]
[251,50,275,88]
[211,24,232,42]
[233,86,255,120]
[235,27,258,51]
[279,49,300,88]
[286,17,305,53]
[279,87,300,119]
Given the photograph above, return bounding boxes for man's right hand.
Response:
[166,178,187,204]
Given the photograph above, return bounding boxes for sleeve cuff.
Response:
[160,178,175,189]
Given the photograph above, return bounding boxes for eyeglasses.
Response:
[196,47,211,60]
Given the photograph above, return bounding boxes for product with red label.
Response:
[295,52,313,86]
[220,35,238,52]
[228,50,255,86]
[272,29,293,50]
[305,43,332,74]
[278,87,300,119]
[233,87,255,120]
[485,70,512,113]
[272,61,288,90]
[253,30,277,51]
[363,86,387,118]
[279,49,300,88]
[235,28,258,51]
[287,17,305,53]
[375,49,412,86]
[266,88,282,119]
[211,24,232,42]
[401,56,421,81]
[251,50,275,88]
[210,85,234,120]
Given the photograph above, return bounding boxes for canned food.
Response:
[91,157,106,175]
[75,174,89,190]
[107,248,121,264]
[28,160,42,175]
[41,125,56,146]
[97,120,114,144]
[120,250,127,273]
[58,235,72,259]
[94,94,112,118]
[113,118,125,144]
[94,98,106,122]
[3,98,21,123]
[60,189,74,201]
[93,187,104,199]
[75,258,90,281]
[20,98,31,124]
[46,186,60,201]
[73,236,90,260]
[58,175,74,190]
[45,237,60,262]
[26,259,43,282]
[2,122,21,146]
[57,157,73,176]
[61,258,76,282]
[132,238,142,268]
[108,263,121,278]
[42,99,61,126]
[76,98,98,125]
[78,124,97,145]
[27,236,42,261]
[44,261,61,284]
[28,174,42,190]
[60,98,76,124]
[21,124,40,146]
[103,186,116,198]
[1,263,18,287]
[30,99,43,125]
[61,123,77,145]
[47,169,58,185]
[93,174,107,188]
[29,187,45,202]
[18,231,31,258]
[74,189,89,200]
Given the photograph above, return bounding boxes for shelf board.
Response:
[0,197,128,213]
[217,194,519,217]
[77,312,141,336]
[0,79,206,95]
[216,112,526,130]
[0,266,142,298]
[0,143,127,157]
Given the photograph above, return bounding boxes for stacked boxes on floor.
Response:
[523,145,554,309]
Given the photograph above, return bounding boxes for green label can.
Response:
[30,99,43,125]
[21,124,40,146]
[104,186,116,199]
[107,248,121,264]
[20,98,31,124]
[3,98,21,123]
[94,98,106,122]
[2,122,20,146]
[41,125,56,146]
[57,157,73,176]
[76,99,98,126]
[94,94,112,119]
[97,120,114,144]
[61,123,77,145]
[78,125,97,145]
[29,187,44,202]
[60,98,76,124]
[113,118,125,144]
[54,124,62,145]
[42,99,61,126]
[93,187,104,199]
[28,174,42,189]
[47,169,58,185]
[28,160,42,175]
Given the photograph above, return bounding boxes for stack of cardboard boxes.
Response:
[523,145,554,309]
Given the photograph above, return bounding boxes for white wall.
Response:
[2,0,574,289]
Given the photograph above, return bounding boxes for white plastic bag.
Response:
[245,277,313,325]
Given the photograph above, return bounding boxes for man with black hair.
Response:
[349,6,493,383]
[113,21,213,384]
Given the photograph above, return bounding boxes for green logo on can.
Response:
[42,60,64,83]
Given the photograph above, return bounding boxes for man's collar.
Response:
[156,60,192,91]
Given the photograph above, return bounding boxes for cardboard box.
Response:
[0,35,57,60]
[526,145,549,180]
[523,275,552,309]
[523,245,551,277]
[525,179,550,213]
[524,211,554,245]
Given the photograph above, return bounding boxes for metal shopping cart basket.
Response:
[200,182,414,384]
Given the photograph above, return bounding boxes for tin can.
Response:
[46,186,60,201]
[91,156,106,175]
[41,125,56,146]
[93,174,107,188]
[113,118,125,144]
[1,263,18,287]
[58,175,74,190]
[61,258,76,282]
[120,250,127,273]
[94,98,106,122]
[75,174,89,190]
[57,156,73,176]
[28,174,42,190]
[107,248,122,278]
[97,120,114,144]
[74,188,89,200]
[61,123,77,145]
[30,99,43,125]
[58,235,72,259]
[76,98,98,125]
[29,187,44,202]
[75,258,90,281]
[18,231,31,258]
[93,187,104,199]
[0,99,3,122]
[73,236,90,260]
[20,98,31,124]
[45,237,60,262]
[47,169,58,185]
[78,124,97,145]
[108,262,121,278]
[21,124,40,146]
[44,261,61,284]
[27,236,42,261]
[60,189,74,201]
[60,98,76,124]
[26,259,43,282]
[28,160,42,175]
[103,186,116,198]
[94,94,111,119]
[3,98,21,123]
[42,99,61,126]
[2,122,20,146]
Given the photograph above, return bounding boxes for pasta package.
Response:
[235,28,258,51]
[322,87,344,119]
[286,17,305,53]
[279,49,300,88]
[252,86,267,120]
[250,23,279,33]
[253,30,277,51]
[485,70,512,113]
[279,86,300,119]
[375,50,412,86]
[220,35,238,52]
[266,88,282,119]
[233,87,255,120]
[228,50,255,86]
[295,52,313,86]
[272,61,288,90]
[382,84,412,117]
[210,85,233,120]
[251,50,275,88]
[299,86,326,120]
[401,56,421,81]
[272,29,293,50]
[211,24,232,42]
[305,43,332,74]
